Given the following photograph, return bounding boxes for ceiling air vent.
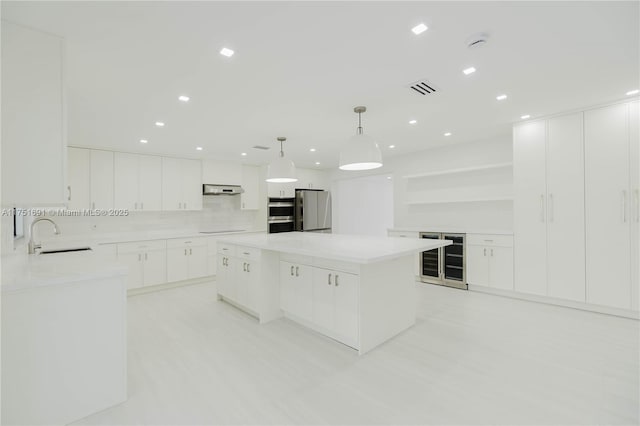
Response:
[407,79,437,96]
[252,145,270,150]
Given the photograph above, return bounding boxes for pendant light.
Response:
[339,106,383,171]
[266,137,298,183]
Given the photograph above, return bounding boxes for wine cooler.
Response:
[419,232,467,290]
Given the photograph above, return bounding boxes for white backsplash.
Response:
[2,196,265,254]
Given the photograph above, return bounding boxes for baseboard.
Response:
[127,276,215,296]
[469,284,639,320]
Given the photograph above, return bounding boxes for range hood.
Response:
[202,184,244,196]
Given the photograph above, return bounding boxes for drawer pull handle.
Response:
[490,249,494,257]
[243,262,247,272]
[483,248,486,256]
[246,263,250,273]
[189,248,192,255]
[295,266,299,277]
[328,273,332,285]
[144,253,148,261]
[243,252,250,255]
[290,265,294,276]
[335,275,339,286]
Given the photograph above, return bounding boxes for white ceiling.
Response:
[2,1,638,169]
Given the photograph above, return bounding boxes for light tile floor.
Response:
[74,281,639,425]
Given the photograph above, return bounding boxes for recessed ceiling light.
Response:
[462,67,476,75]
[241,152,247,156]
[196,147,203,151]
[386,176,392,180]
[496,94,508,101]
[220,47,234,57]
[521,114,531,120]
[627,89,639,96]
[315,162,320,165]
[139,139,148,144]
[409,119,417,124]
[178,95,190,102]
[389,145,396,149]
[411,23,428,35]
[155,121,165,127]
[310,148,316,152]
[444,132,452,137]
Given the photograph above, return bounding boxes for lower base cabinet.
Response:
[280,261,312,322]
[166,238,208,283]
[466,234,514,290]
[216,243,263,314]
[117,240,167,289]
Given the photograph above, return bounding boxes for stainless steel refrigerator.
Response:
[294,189,332,232]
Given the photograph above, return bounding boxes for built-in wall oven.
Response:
[419,232,467,290]
[268,198,295,233]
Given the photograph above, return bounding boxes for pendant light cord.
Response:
[357,111,363,135]
[280,140,284,157]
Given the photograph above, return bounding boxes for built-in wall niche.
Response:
[403,162,513,204]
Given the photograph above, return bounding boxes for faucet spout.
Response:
[28,218,61,255]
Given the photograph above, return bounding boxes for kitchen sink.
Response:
[39,247,93,254]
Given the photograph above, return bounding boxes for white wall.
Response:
[333,174,393,236]
[329,136,513,232]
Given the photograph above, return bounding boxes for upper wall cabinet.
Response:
[67,147,91,209]
[90,150,114,210]
[241,165,260,210]
[1,21,66,207]
[202,160,242,186]
[114,153,162,211]
[161,157,202,211]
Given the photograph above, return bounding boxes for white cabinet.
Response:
[117,240,167,289]
[1,21,66,207]
[216,244,262,313]
[235,254,260,312]
[280,261,313,322]
[268,182,295,198]
[241,165,260,210]
[217,254,235,300]
[90,150,115,210]
[162,157,202,211]
[67,148,91,209]
[296,168,329,190]
[166,237,208,282]
[467,235,514,290]
[202,160,242,185]
[514,112,585,301]
[631,101,639,312]
[115,153,162,211]
[312,267,359,347]
[585,103,634,309]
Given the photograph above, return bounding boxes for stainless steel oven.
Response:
[419,232,467,290]
[268,198,295,233]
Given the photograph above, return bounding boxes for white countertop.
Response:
[218,232,452,264]
[2,250,128,294]
[388,227,513,236]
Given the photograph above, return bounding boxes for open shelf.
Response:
[402,162,513,179]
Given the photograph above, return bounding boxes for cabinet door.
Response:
[312,267,334,331]
[181,159,202,211]
[161,157,182,210]
[187,245,208,279]
[118,251,144,289]
[585,103,631,309]
[546,113,586,302]
[166,246,189,282]
[631,101,639,312]
[267,183,284,198]
[216,255,232,299]
[466,245,490,287]
[332,271,358,346]
[513,121,547,296]
[279,262,296,314]
[489,246,514,290]
[282,182,296,198]
[293,264,313,322]
[143,249,167,287]
[235,259,249,307]
[114,152,139,210]
[139,155,162,211]
[241,165,260,210]
[67,148,91,209]
[90,150,115,210]
[1,22,65,206]
[245,260,260,312]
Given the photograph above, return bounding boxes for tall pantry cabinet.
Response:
[514,100,639,312]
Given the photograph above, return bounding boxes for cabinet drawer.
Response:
[117,239,166,254]
[313,258,360,275]
[387,231,419,239]
[467,234,513,247]
[236,246,261,261]
[166,237,207,249]
[217,243,236,256]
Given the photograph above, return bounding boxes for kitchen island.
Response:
[216,232,451,354]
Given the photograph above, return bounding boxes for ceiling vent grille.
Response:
[252,145,270,150]
[407,80,437,96]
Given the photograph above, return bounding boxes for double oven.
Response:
[419,232,467,290]
[268,197,295,233]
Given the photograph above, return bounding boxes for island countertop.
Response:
[217,232,452,264]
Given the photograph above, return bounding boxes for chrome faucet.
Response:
[28,218,60,254]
